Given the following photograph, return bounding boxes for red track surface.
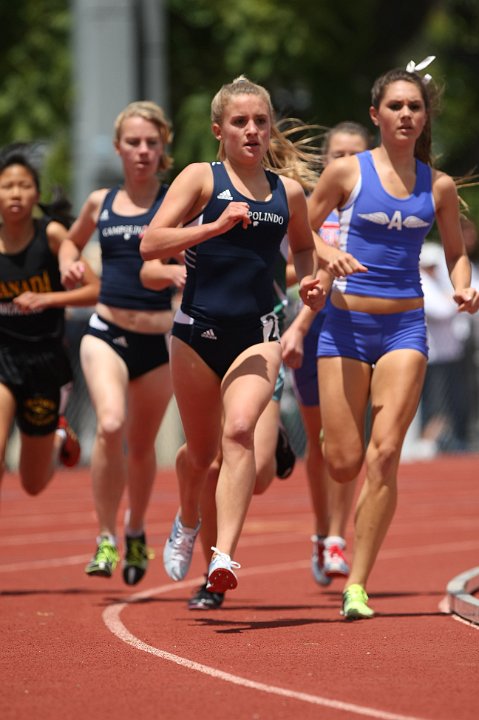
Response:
[1,456,478,720]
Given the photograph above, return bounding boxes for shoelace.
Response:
[327,544,346,561]
[210,546,241,569]
[126,538,152,563]
[345,584,368,603]
[170,527,196,555]
[96,541,118,563]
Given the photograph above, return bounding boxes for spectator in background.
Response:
[419,241,471,454]
[460,216,479,442]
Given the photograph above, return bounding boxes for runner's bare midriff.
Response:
[96,303,174,334]
[331,290,424,314]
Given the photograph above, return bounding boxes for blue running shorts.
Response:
[317,304,428,365]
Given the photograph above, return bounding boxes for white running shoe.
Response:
[206,546,241,593]
[163,511,201,581]
[323,536,350,578]
[311,535,332,586]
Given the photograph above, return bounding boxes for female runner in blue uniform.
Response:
[60,102,185,585]
[141,77,358,593]
[308,64,479,619]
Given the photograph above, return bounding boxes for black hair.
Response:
[0,142,74,228]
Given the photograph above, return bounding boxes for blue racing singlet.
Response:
[334,151,435,299]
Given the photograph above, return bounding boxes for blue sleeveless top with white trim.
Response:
[334,151,435,299]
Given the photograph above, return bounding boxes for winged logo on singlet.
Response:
[358,211,430,230]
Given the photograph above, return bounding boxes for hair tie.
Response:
[406,55,436,84]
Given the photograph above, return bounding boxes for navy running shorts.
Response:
[85,313,169,380]
[172,308,280,379]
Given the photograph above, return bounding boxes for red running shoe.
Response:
[56,415,81,467]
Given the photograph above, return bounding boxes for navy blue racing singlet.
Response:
[98,185,173,311]
[181,162,290,325]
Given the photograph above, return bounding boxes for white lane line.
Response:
[0,527,304,548]
[103,569,429,720]
[0,554,92,572]
[3,538,479,573]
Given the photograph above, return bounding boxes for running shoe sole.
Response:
[207,568,238,593]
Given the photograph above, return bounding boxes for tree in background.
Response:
[0,0,72,195]
[168,0,438,163]
[412,0,479,216]
[1,0,477,217]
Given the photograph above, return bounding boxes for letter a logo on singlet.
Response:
[388,210,403,230]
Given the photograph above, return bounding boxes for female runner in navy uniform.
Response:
[308,63,479,619]
[141,76,363,593]
[60,102,185,585]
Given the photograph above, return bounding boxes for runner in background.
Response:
[60,102,185,586]
[188,236,296,610]
[282,122,371,587]
[0,143,95,499]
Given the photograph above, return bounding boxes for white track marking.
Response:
[103,570,429,720]
[3,538,479,573]
[0,554,92,572]
[1,536,472,715]
[452,614,479,630]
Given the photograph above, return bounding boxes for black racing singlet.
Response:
[0,218,65,342]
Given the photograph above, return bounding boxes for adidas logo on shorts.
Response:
[217,189,233,201]
[201,328,217,340]
[113,336,128,348]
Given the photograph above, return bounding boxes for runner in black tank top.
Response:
[0,144,98,500]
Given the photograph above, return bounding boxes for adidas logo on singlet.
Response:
[113,336,128,348]
[217,189,233,201]
[99,209,109,221]
[201,328,217,340]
